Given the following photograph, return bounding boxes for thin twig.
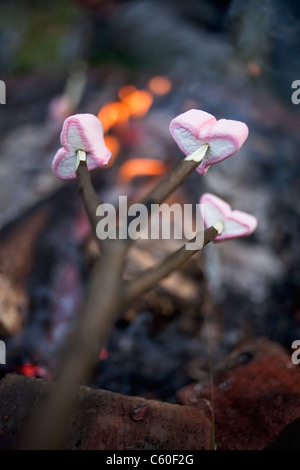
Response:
[121,159,200,247]
[76,161,102,235]
[122,226,218,305]
[139,159,199,206]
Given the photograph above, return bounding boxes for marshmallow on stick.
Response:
[169,109,248,175]
[52,114,111,180]
[200,193,257,241]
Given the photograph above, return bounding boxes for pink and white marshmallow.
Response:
[52,113,111,180]
[200,193,257,241]
[169,109,248,175]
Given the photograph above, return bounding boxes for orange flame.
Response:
[104,135,121,167]
[118,84,137,101]
[148,76,172,96]
[97,102,130,133]
[117,158,166,183]
[97,80,169,166]
[121,90,153,118]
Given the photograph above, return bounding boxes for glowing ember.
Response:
[14,363,49,378]
[20,363,39,376]
[99,348,109,360]
[148,76,172,96]
[247,61,261,77]
[117,158,166,183]
[121,90,153,118]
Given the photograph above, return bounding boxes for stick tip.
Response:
[76,150,87,169]
[184,143,209,163]
[213,220,224,235]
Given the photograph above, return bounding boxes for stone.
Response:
[177,338,300,450]
[0,374,212,450]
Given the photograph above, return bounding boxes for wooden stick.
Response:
[122,226,218,305]
[139,159,199,207]
[76,161,102,235]
[25,243,126,449]
[120,159,200,246]
[26,157,208,449]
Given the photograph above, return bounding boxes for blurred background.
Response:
[0,0,300,401]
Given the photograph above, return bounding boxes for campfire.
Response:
[0,96,258,450]
[98,77,172,166]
